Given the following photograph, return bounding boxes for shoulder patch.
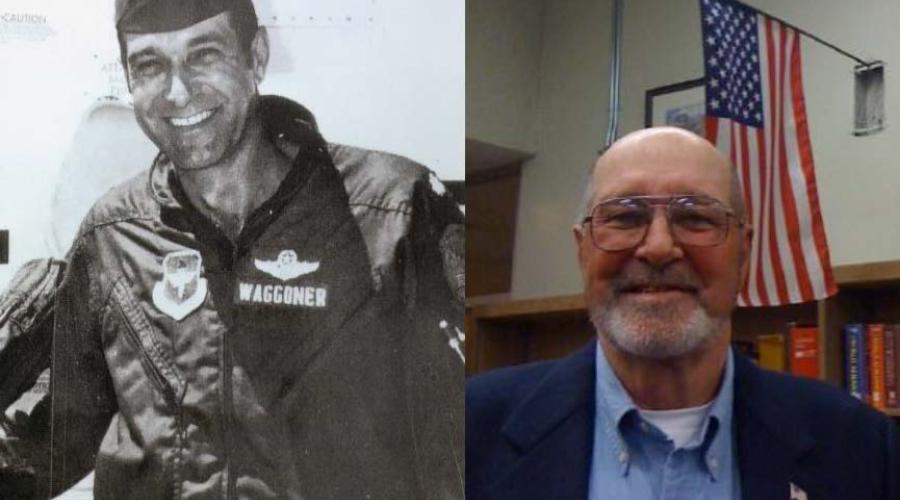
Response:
[152,250,207,321]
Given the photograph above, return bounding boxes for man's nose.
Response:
[633,210,684,266]
[165,69,191,107]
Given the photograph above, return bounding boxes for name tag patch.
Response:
[237,283,327,307]
[235,248,328,308]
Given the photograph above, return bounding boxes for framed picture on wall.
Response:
[644,77,706,136]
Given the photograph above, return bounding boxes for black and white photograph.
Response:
[0,0,464,498]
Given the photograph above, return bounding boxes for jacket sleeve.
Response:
[0,259,63,412]
[402,174,465,499]
[0,259,63,498]
[404,172,464,338]
[0,237,117,498]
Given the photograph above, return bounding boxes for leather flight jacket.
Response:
[0,96,464,499]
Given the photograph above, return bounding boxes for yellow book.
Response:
[757,334,786,372]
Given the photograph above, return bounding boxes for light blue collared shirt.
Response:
[588,344,741,500]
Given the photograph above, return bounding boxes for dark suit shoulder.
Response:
[466,359,560,424]
[466,359,562,491]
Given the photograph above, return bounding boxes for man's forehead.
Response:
[593,128,730,197]
[116,0,251,34]
[125,12,234,57]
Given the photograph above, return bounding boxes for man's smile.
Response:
[167,107,218,128]
[618,283,698,294]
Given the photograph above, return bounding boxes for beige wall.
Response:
[466,0,545,152]
[468,0,900,299]
[511,0,614,296]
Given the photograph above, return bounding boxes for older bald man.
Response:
[466,128,900,500]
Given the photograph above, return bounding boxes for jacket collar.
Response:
[733,350,820,500]
[485,342,596,499]
[502,342,596,450]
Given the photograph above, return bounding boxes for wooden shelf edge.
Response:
[468,294,585,320]
[833,260,900,287]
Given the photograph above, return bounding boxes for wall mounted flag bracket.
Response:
[734,0,873,66]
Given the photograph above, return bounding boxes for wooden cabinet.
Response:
[466,260,900,417]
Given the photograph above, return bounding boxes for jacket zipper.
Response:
[114,293,178,405]
[222,246,239,499]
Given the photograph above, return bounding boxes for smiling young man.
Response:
[0,0,463,498]
[466,128,900,500]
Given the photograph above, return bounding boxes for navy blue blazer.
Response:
[467,342,900,500]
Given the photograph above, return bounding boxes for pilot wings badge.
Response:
[254,250,320,281]
[152,249,207,321]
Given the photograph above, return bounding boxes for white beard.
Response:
[589,294,727,359]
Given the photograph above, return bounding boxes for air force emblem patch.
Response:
[152,250,207,321]
[254,250,319,281]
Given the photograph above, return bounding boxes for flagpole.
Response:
[605,0,624,146]
[734,0,872,66]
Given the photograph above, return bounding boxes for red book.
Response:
[868,324,887,410]
[788,324,819,379]
[887,324,900,408]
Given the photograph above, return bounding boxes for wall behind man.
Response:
[467,0,900,299]
[0,0,463,289]
[466,0,545,152]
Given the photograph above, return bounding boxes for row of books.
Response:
[732,324,820,379]
[844,323,900,410]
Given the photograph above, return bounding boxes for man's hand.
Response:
[0,419,36,498]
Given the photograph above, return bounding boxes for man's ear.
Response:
[250,26,270,85]
[574,224,588,272]
[738,224,753,287]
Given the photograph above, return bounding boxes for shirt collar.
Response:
[594,340,736,480]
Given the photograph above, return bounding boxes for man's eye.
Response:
[672,209,720,230]
[189,47,223,66]
[599,209,647,228]
[132,60,163,78]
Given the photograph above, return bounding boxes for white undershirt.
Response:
[638,401,713,449]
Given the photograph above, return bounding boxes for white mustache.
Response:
[611,263,702,292]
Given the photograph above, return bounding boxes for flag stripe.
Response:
[707,116,720,144]
[777,29,815,301]
[737,125,754,306]
[751,127,768,305]
[786,32,837,297]
[774,27,811,303]
[748,18,770,306]
[764,16,790,305]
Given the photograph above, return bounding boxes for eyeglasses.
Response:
[582,194,741,251]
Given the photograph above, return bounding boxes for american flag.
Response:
[700,0,836,306]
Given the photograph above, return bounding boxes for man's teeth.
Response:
[633,286,684,292]
[169,109,213,127]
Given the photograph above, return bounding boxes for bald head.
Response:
[580,127,745,222]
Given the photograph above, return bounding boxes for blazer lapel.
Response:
[484,343,597,500]
[734,352,820,500]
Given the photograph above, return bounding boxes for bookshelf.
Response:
[466,260,900,418]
